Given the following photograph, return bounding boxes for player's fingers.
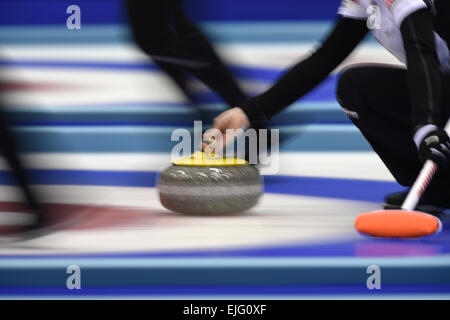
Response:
[211,113,230,132]
[203,125,220,141]
[203,130,214,142]
[211,117,221,131]
[203,127,224,153]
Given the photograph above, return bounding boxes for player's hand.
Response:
[203,107,250,151]
[415,125,450,171]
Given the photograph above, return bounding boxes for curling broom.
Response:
[355,118,450,238]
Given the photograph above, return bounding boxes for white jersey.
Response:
[338,0,450,72]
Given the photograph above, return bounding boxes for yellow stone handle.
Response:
[172,151,248,166]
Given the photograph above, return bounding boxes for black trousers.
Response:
[0,102,39,211]
[125,0,246,107]
[336,65,450,187]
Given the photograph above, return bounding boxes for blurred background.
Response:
[1,0,448,300]
[0,0,400,155]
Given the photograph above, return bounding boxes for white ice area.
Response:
[0,43,402,106]
[0,152,395,181]
[0,185,378,255]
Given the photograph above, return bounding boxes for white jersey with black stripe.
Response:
[338,0,450,72]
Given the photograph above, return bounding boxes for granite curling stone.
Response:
[157,152,263,215]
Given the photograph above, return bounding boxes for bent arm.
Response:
[240,17,369,123]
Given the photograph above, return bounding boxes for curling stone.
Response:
[157,151,263,215]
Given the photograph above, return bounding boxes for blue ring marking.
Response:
[0,23,327,44]
[264,175,399,203]
[3,101,340,112]
[3,294,449,300]
[3,256,449,267]
[0,59,337,84]
[5,120,350,127]
[0,258,449,287]
[7,121,196,127]
[7,124,373,152]
[3,101,351,126]
[0,59,339,103]
[0,284,449,296]
[1,295,449,300]
[0,60,159,72]
[1,236,449,259]
[0,23,380,44]
[0,170,159,188]
[0,170,399,203]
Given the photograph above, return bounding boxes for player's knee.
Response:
[337,68,359,108]
[336,67,367,120]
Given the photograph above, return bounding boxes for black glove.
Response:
[414,124,450,171]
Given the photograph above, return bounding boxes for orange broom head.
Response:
[355,210,442,238]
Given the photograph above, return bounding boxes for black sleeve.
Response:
[400,8,442,130]
[240,17,369,123]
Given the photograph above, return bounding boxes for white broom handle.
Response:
[401,160,438,210]
[402,119,450,211]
